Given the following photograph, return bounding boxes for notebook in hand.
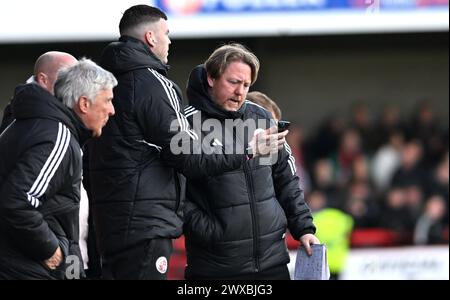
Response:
[294,244,330,280]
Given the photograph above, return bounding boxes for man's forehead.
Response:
[223,63,251,80]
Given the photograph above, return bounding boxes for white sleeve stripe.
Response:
[27,122,63,196]
[0,119,16,139]
[160,77,196,139]
[287,160,296,176]
[152,70,192,137]
[32,196,38,208]
[161,75,198,140]
[36,127,70,198]
[184,106,195,114]
[184,108,195,114]
[185,110,199,118]
[136,139,162,151]
[149,69,198,140]
[184,109,196,117]
[289,155,296,165]
[285,143,292,155]
[155,74,200,139]
[152,69,199,141]
[26,123,71,207]
[284,142,297,176]
[149,69,185,131]
[28,195,39,208]
[33,124,68,198]
[151,69,180,113]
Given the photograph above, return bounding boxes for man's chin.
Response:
[226,103,242,112]
[92,129,102,138]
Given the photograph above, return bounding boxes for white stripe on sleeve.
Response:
[284,142,297,176]
[149,69,198,140]
[26,123,71,208]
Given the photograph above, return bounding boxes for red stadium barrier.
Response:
[350,228,400,247]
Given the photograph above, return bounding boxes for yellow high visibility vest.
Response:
[313,208,354,274]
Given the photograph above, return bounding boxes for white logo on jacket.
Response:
[156,256,168,274]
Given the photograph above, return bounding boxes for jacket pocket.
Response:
[183,200,222,247]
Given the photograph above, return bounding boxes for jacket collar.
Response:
[12,83,93,145]
[101,35,169,76]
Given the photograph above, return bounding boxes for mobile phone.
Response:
[277,120,291,132]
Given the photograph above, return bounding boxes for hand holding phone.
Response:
[277,120,291,132]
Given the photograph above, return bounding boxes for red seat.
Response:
[350,228,399,247]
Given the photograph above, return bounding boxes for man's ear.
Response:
[145,31,156,47]
[77,96,90,114]
[36,72,48,86]
[207,74,215,88]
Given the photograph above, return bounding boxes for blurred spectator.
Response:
[311,159,339,207]
[407,100,446,167]
[373,105,404,149]
[302,101,449,248]
[352,155,371,183]
[372,130,404,191]
[379,188,414,243]
[310,115,344,162]
[350,102,377,154]
[404,184,425,229]
[330,128,364,187]
[307,190,328,212]
[391,139,428,191]
[414,195,447,245]
[427,152,449,225]
[343,180,379,229]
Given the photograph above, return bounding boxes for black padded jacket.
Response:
[0,84,89,279]
[83,37,246,256]
[183,65,316,278]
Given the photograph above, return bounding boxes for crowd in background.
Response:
[286,100,449,247]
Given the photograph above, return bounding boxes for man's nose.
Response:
[109,104,115,116]
[235,84,245,96]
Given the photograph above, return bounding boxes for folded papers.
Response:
[294,244,330,280]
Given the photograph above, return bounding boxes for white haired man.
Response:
[0,59,116,279]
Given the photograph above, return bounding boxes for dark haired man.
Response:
[83,5,286,279]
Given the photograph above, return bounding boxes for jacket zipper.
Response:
[243,160,260,273]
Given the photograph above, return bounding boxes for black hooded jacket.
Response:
[83,36,245,257]
[183,65,316,278]
[0,84,90,279]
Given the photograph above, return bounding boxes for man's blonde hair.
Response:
[205,43,260,85]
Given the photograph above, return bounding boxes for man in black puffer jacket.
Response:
[83,5,282,280]
[0,59,116,279]
[183,44,319,280]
